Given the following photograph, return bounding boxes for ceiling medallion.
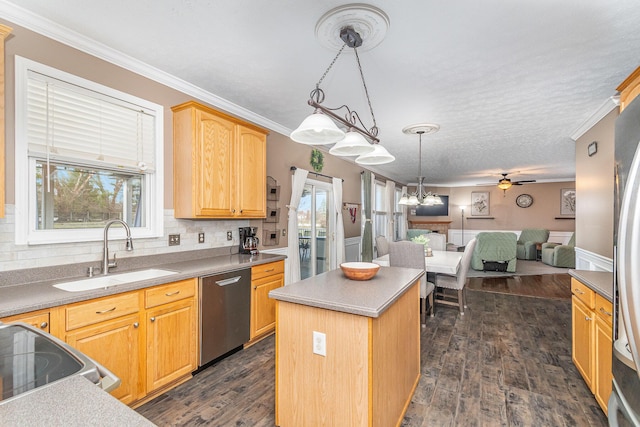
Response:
[401,123,440,135]
[315,4,390,52]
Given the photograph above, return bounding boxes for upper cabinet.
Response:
[618,66,640,112]
[172,101,267,219]
[0,24,12,219]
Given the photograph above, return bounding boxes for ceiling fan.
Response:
[497,173,536,193]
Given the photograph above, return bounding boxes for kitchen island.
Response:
[269,266,424,427]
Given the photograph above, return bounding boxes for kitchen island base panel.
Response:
[275,280,420,427]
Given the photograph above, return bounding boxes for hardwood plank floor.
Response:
[137,274,607,427]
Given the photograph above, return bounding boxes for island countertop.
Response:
[269,266,424,318]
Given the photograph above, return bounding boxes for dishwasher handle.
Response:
[215,276,242,287]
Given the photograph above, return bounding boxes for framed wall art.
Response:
[471,191,490,216]
[560,188,576,216]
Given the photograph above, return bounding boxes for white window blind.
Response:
[26,70,156,172]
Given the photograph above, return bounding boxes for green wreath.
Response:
[310,149,324,173]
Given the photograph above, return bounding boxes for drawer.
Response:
[145,278,196,309]
[2,311,50,332]
[571,278,595,309]
[252,261,284,281]
[66,292,139,331]
[595,293,613,327]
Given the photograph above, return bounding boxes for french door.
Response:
[297,179,336,280]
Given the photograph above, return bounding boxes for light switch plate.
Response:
[168,234,180,246]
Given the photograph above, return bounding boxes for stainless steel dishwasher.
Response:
[199,268,251,367]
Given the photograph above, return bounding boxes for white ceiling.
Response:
[3,0,640,186]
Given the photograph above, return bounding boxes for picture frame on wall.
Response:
[471,191,490,216]
[560,188,576,216]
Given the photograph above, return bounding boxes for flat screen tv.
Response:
[415,195,449,216]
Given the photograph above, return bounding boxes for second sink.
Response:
[53,269,179,292]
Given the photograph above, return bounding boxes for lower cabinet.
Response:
[250,260,284,341]
[571,278,613,415]
[60,278,198,406]
[1,308,53,334]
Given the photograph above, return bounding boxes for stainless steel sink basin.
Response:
[53,269,178,292]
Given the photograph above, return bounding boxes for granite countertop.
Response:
[0,375,155,426]
[568,269,614,302]
[0,252,286,318]
[269,266,424,318]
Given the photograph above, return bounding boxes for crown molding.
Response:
[570,96,620,141]
[0,0,292,136]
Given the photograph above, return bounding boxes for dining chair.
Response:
[434,237,477,315]
[425,232,446,251]
[375,235,390,257]
[389,241,435,324]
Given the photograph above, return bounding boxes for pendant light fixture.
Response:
[399,123,443,206]
[291,5,394,165]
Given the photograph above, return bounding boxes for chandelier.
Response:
[290,5,394,165]
[398,124,443,206]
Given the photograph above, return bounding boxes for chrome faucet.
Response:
[102,219,133,275]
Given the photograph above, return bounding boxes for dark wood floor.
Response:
[137,274,607,426]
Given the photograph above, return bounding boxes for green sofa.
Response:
[541,233,575,268]
[471,232,517,272]
[516,228,549,260]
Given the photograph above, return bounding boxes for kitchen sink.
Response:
[53,269,179,292]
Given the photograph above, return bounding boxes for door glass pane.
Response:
[298,186,312,280]
[315,187,330,275]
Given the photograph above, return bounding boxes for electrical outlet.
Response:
[227,231,233,241]
[168,234,180,246]
[313,331,326,356]
[198,232,205,243]
[282,229,287,237]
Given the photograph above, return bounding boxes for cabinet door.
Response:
[66,314,141,405]
[146,297,197,392]
[196,109,236,217]
[572,296,593,391]
[594,315,613,414]
[251,273,284,339]
[1,310,50,333]
[236,125,266,218]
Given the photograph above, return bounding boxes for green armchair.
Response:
[406,229,431,241]
[516,228,550,260]
[471,232,517,272]
[541,233,575,268]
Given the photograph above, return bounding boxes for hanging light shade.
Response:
[290,111,346,145]
[497,177,512,190]
[422,192,443,206]
[355,144,395,165]
[329,130,375,156]
[398,194,410,205]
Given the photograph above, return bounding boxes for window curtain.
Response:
[286,167,308,285]
[400,185,408,240]
[361,171,374,262]
[385,180,395,241]
[332,177,345,265]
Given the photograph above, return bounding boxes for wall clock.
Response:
[516,194,533,208]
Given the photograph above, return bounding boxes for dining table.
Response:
[372,249,462,275]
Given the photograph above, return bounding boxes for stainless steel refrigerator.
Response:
[611,95,640,426]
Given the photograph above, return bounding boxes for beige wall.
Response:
[575,109,616,259]
[407,182,576,232]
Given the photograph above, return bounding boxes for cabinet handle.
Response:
[232,209,236,213]
[574,289,584,295]
[133,322,139,328]
[240,210,243,213]
[150,317,156,322]
[599,307,612,317]
[165,290,180,296]
[96,307,117,314]
[39,321,48,329]
[264,268,275,272]
[585,316,592,321]
[254,286,257,290]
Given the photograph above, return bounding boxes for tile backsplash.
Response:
[0,205,249,272]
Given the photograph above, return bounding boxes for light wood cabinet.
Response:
[172,101,267,219]
[618,66,640,112]
[1,308,52,334]
[571,277,613,415]
[144,279,198,393]
[66,313,142,404]
[250,261,284,341]
[0,24,12,218]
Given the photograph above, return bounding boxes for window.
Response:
[373,180,387,239]
[394,187,404,241]
[15,56,164,244]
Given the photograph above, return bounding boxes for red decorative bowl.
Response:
[340,262,380,281]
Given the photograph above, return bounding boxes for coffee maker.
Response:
[239,226,259,255]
